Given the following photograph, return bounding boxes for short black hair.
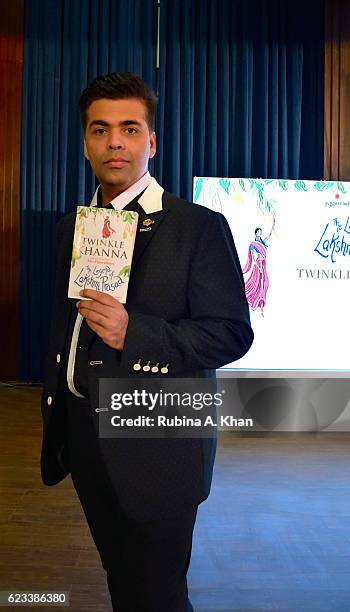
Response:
[79,72,158,132]
[255,227,262,234]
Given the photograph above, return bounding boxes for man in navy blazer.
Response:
[40,72,253,612]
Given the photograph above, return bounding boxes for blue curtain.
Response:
[156,0,325,199]
[19,0,325,380]
[19,0,157,380]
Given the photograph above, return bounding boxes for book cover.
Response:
[68,206,138,303]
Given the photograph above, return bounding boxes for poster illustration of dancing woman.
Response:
[242,214,275,316]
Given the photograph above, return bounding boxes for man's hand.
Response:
[76,289,129,350]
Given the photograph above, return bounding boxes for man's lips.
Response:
[104,158,129,168]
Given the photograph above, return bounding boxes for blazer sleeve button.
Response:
[47,396,53,406]
[133,359,142,371]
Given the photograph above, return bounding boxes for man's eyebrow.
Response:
[120,119,143,127]
[88,119,143,128]
[88,120,110,128]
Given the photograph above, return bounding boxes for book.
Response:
[68,206,138,303]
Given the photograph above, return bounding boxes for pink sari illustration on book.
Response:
[242,217,275,316]
[102,216,116,239]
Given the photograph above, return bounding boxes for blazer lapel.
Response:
[133,209,168,267]
[123,200,169,269]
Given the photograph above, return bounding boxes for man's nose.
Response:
[108,131,125,150]
[108,141,124,150]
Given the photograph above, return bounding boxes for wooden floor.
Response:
[1,384,350,611]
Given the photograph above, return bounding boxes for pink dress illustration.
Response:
[242,217,275,316]
[102,216,116,239]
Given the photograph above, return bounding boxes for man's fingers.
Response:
[76,290,128,350]
[85,318,105,335]
[80,307,108,328]
[85,318,126,350]
[79,288,120,307]
[77,299,111,320]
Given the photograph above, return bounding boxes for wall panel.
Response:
[0,1,24,380]
[324,0,350,180]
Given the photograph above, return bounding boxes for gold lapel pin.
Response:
[142,218,155,227]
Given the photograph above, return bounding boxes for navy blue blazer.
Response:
[40,188,253,521]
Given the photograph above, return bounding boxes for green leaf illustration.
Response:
[337,182,346,194]
[194,178,203,202]
[239,178,246,191]
[278,180,288,190]
[295,180,308,191]
[219,178,230,194]
[248,179,256,190]
[314,181,334,191]
[121,211,136,225]
[118,265,131,277]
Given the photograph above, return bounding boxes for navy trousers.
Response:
[66,394,197,612]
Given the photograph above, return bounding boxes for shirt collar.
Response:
[90,172,164,213]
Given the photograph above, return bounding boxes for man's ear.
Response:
[83,140,89,161]
[149,132,156,159]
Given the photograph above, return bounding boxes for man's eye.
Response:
[125,127,137,134]
[94,128,106,135]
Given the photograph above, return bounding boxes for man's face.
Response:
[255,229,262,239]
[84,98,156,197]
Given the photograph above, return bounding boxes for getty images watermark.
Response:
[97,377,350,438]
[98,378,253,438]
